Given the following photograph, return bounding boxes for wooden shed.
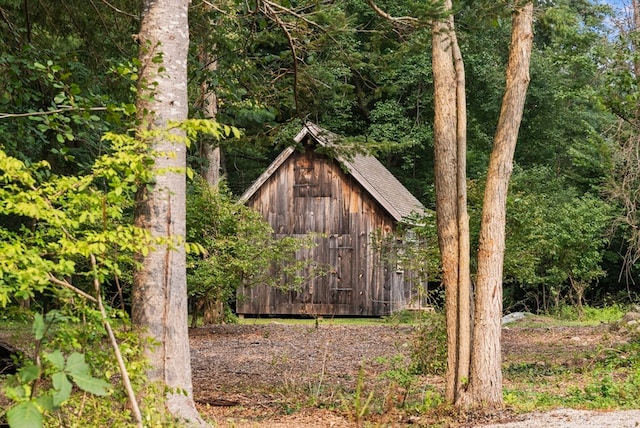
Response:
[236,122,426,317]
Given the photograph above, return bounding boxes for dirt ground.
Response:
[191,322,418,427]
[190,318,630,428]
[0,317,631,427]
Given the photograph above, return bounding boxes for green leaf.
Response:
[18,365,40,384]
[51,372,72,407]
[6,401,43,428]
[53,93,65,104]
[32,313,45,340]
[68,371,111,396]
[35,395,53,412]
[44,350,65,371]
[65,353,110,396]
[64,352,89,375]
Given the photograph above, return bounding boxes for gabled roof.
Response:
[239,122,425,222]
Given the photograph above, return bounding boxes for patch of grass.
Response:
[508,305,628,328]
[238,316,391,326]
[503,388,565,411]
[383,309,435,325]
[504,333,640,411]
[504,362,569,378]
[553,304,627,325]
[238,310,440,327]
[501,306,640,412]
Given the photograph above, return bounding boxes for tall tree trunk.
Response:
[198,27,224,323]
[431,0,471,404]
[199,43,222,187]
[132,0,206,425]
[452,25,472,403]
[468,2,533,407]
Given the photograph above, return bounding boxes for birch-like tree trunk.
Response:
[132,0,206,425]
[467,2,534,406]
[431,0,471,405]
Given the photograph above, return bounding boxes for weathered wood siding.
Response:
[237,147,399,316]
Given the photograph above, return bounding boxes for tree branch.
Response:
[90,254,143,428]
[366,0,419,25]
[47,274,98,303]
[261,0,301,115]
[0,106,108,119]
[99,0,137,18]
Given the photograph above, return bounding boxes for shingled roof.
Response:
[239,122,425,222]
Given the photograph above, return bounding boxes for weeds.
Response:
[410,311,447,375]
[339,362,374,427]
[554,304,627,324]
[503,362,568,378]
[504,320,640,412]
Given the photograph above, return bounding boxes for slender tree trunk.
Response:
[132,0,206,425]
[197,26,224,323]
[452,26,472,401]
[199,44,222,187]
[431,0,471,404]
[468,2,533,407]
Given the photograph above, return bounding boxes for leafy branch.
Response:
[0,107,109,120]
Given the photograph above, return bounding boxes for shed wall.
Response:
[236,148,398,316]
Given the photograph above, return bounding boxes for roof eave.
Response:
[238,146,296,203]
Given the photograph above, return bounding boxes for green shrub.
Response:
[410,311,447,375]
[186,177,318,325]
[1,307,174,428]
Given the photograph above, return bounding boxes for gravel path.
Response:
[478,408,640,428]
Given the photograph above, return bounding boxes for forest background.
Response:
[2,0,638,313]
[2,0,640,426]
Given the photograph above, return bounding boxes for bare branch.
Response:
[366,0,419,25]
[47,274,98,303]
[99,0,137,18]
[199,0,230,15]
[261,0,301,115]
[262,0,329,31]
[90,254,143,427]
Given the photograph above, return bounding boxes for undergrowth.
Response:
[504,306,640,411]
[553,304,627,324]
